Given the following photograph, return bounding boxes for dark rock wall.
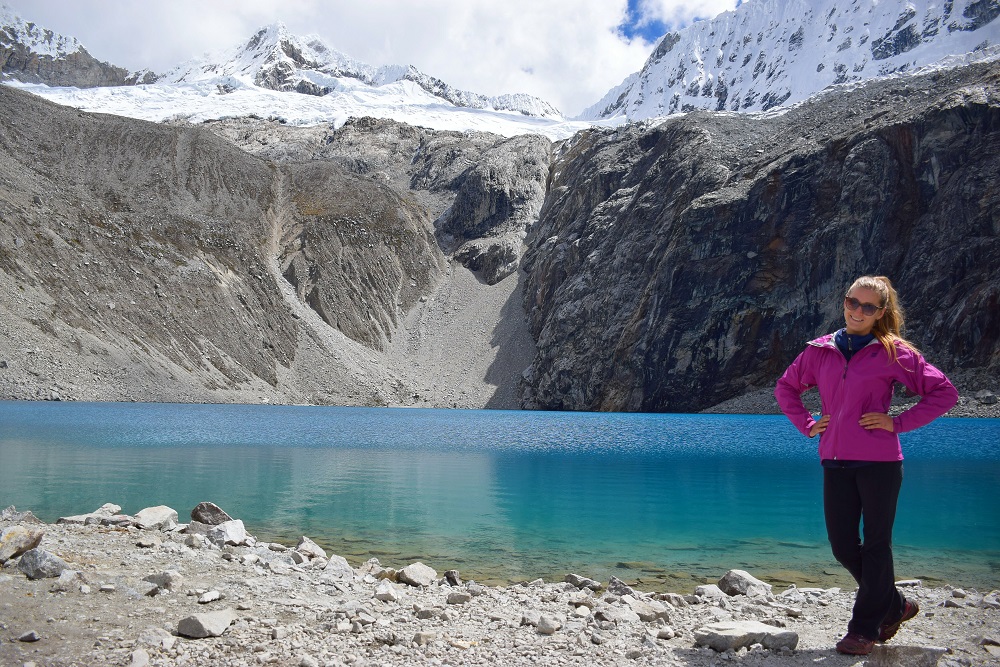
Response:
[521,63,1000,412]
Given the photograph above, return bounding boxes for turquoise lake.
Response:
[1,401,997,593]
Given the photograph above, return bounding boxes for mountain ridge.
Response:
[580,0,1000,121]
[0,5,562,120]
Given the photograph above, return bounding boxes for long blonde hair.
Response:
[847,275,918,363]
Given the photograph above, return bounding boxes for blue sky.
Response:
[6,0,740,116]
[619,0,743,41]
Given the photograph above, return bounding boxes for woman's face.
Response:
[843,286,885,335]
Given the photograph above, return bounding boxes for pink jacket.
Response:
[774,333,958,462]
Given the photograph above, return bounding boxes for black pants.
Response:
[823,461,906,640]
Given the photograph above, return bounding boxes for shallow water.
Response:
[1,401,997,591]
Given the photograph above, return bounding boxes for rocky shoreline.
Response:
[2,503,998,667]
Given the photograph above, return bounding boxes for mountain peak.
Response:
[581,0,1000,121]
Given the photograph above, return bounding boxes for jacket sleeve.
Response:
[774,348,818,438]
[892,348,959,434]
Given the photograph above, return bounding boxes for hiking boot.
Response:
[879,599,919,642]
[836,632,875,655]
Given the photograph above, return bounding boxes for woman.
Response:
[775,275,958,656]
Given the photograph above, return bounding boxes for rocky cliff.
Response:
[522,60,1000,411]
[1,58,998,411]
[0,88,544,407]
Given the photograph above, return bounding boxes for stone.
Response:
[374,580,402,603]
[0,525,45,564]
[622,595,670,622]
[974,390,997,405]
[184,534,209,549]
[182,520,213,537]
[129,648,150,667]
[695,584,727,600]
[143,570,183,590]
[865,645,949,666]
[447,591,472,605]
[444,569,461,586]
[398,562,437,587]
[190,501,233,525]
[718,569,773,597]
[0,507,43,524]
[323,554,355,579]
[565,573,602,590]
[415,606,443,619]
[594,606,641,624]
[607,576,637,597]
[17,548,68,579]
[521,610,542,627]
[136,627,175,650]
[18,630,41,642]
[206,519,248,546]
[198,590,222,604]
[134,505,178,531]
[413,631,436,646]
[176,608,238,638]
[693,621,798,652]
[295,536,326,559]
[537,615,562,635]
[50,569,86,593]
[135,535,160,548]
[358,557,386,578]
[57,503,122,525]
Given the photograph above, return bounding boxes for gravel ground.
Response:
[2,507,998,667]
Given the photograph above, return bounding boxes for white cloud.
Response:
[637,0,738,27]
[8,0,734,117]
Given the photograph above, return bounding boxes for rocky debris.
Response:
[0,525,44,564]
[566,572,603,590]
[866,645,950,667]
[0,506,43,524]
[1,502,999,667]
[190,501,234,525]
[56,502,123,525]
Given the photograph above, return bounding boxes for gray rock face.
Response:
[522,61,1000,412]
[437,134,552,284]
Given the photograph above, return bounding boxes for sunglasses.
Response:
[844,296,884,317]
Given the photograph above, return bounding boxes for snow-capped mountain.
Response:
[1,4,585,139]
[0,3,154,86]
[165,23,562,119]
[581,0,1000,121]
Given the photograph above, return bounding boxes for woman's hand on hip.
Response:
[809,415,830,438]
[859,412,894,432]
